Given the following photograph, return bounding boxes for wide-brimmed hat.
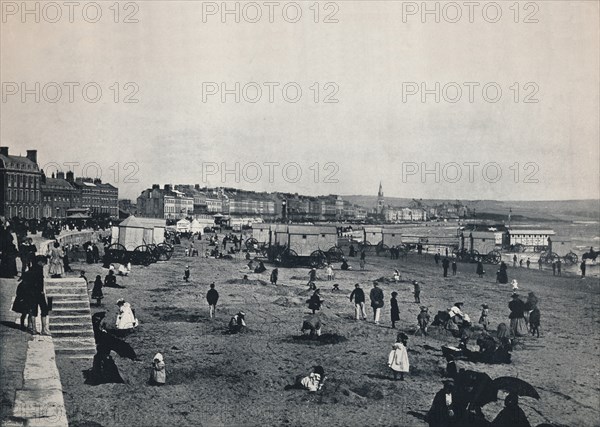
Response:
[420,306,428,311]
[481,304,489,309]
[397,332,409,341]
[454,302,464,307]
[238,311,246,317]
[116,298,125,305]
[391,291,398,297]
[442,378,455,385]
[511,293,520,298]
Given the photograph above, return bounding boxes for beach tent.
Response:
[176,219,191,232]
[190,219,203,234]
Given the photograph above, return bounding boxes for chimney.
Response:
[66,171,74,182]
[164,184,172,192]
[26,150,38,163]
[93,178,102,184]
[152,184,160,190]
[57,171,65,180]
[0,147,8,156]
[194,184,200,190]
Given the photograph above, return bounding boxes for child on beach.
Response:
[413,281,421,304]
[417,306,430,336]
[388,333,409,381]
[529,307,541,338]
[183,266,190,282]
[150,353,166,386]
[478,304,490,331]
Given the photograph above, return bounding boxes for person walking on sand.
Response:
[270,268,279,285]
[552,261,556,276]
[513,254,518,267]
[370,282,384,324]
[580,260,586,278]
[526,258,531,269]
[537,257,543,270]
[360,251,366,270]
[451,259,457,276]
[183,266,190,282]
[388,333,409,381]
[350,283,367,320]
[206,283,219,319]
[390,292,400,329]
[307,289,324,314]
[557,259,562,276]
[442,257,450,277]
[476,261,485,278]
[326,264,334,281]
[508,293,526,337]
[413,280,421,304]
[308,268,317,285]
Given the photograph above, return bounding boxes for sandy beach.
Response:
[52,239,600,427]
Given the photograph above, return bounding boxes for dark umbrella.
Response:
[456,370,497,407]
[492,377,540,399]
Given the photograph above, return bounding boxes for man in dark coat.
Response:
[270,268,278,285]
[369,283,384,324]
[427,379,462,427]
[349,283,367,320]
[451,259,457,276]
[442,257,450,277]
[491,394,531,427]
[476,261,484,278]
[580,260,586,278]
[206,283,219,319]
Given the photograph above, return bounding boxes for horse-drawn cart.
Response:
[104,216,174,266]
[539,236,578,265]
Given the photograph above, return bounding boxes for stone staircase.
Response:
[45,278,96,360]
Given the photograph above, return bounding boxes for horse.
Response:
[582,249,599,262]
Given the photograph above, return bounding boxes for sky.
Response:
[1,0,599,201]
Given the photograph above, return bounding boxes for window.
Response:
[302,235,307,239]
[321,234,326,238]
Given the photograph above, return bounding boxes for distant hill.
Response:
[342,196,599,222]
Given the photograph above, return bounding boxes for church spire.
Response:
[378,181,383,197]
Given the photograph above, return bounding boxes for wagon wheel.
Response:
[132,245,157,266]
[310,250,327,268]
[376,242,390,256]
[485,250,501,265]
[278,248,298,266]
[245,238,258,251]
[545,252,560,265]
[156,243,174,261]
[470,249,481,263]
[326,246,344,263]
[105,243,128,264]
[564,251,578,265]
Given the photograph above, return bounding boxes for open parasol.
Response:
[492,377,540,399]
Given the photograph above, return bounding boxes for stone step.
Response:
[50,308,90,317]
[45,287,89,295]
[54,347,97,357]
[50,323,94,332]
[52,330,95,338]
[46,291,89,301]
[51,299,90,307]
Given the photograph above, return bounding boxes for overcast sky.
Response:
[1,1,598,201]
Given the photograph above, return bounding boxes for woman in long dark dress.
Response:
[390,292,400,329]
[476,261,484,278]
[91,275,104,306]
[12,276,34,331]
[497,261,508,284]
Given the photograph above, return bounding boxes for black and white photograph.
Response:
[0,1,599,426]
